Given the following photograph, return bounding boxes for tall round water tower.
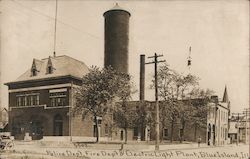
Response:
[103,3,130,73]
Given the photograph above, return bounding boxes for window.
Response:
[16,94,39,106]
[220,128,223,138]
[164,129,168,137]
[104,124,109,135]
[27,96,31,106]
[97,119,102,125]
[47,66,53,74]
[133,127,138,137]
[16,96,21,106]
[93,125,97,137]
[179,129,183,137]
[225,128,227,140]
[49,92,67,107]
[46,57,53,74]
[21,96,26,106]
[32,69,37,76]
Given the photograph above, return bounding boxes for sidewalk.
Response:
[13,140,247,151]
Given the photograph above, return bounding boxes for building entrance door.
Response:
[120,130,124,141]
[30,121,43,140]
[208,124,211,145]
[54,114,63,136]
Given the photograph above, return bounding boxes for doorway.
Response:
[54,114,63,136]
[208,124,211,145]
[120,130,124,141]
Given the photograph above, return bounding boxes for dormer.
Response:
[31,59,38,76]
[46,56,54,74]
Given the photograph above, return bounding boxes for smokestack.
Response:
[103,3,130,73]
[140,54,145,101]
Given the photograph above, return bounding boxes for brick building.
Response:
[4,55,137,141]
[137,88,230,145]
[5,55,94,140]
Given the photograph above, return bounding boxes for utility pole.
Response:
[243,108,250,144]
[243,108,250,159]
[145,53,165,151]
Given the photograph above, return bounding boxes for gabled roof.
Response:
[7,55,89,84]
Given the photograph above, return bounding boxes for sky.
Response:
[0,0,249,113]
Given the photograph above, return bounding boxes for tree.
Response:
[153,64,183,142]
[134,101,154,141]
[154,63,203,142]
[113,102,137,143]
[175,74,199,143]
[72,66,131,143]
[188,88,214,140]
[112,74,136,143]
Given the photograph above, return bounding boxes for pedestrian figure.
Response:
[120,143,124,150]
[198,136,201,147]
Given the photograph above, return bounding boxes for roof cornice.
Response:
[5,75,82,87]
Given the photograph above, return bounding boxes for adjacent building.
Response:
[228,110,250,144]
[207,87,230,146]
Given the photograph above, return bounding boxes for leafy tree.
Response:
[113,75,154,143]
[153,64,183,142]
[134,101,154,141]
[112,74,136,143]
[113,102,136,143]
[154,63,207,142]
[174,74,199,143]
[72,66,131,143]
[188,88,214,140]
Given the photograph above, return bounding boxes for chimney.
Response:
[140,54,145,101]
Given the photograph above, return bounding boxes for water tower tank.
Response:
[103,4,130,73]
